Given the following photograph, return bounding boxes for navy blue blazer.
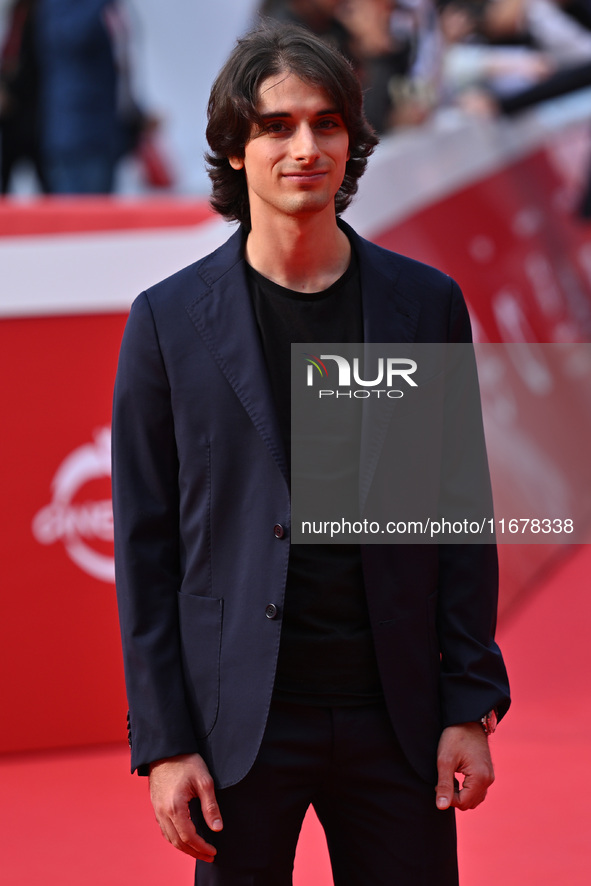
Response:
[112,220,510,788]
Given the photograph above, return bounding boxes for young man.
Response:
[112,23,510,886]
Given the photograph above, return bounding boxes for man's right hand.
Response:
[149,753,223,862]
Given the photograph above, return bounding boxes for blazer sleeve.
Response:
[112,292,198,774]
[437,279,510,726]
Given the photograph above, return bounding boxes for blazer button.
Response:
[265,603,278,619]
[273,523,285,538]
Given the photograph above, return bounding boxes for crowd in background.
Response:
[260,0,591,131]
[259,0,591,216]
[1,0,591,196]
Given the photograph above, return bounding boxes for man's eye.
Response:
[266,121,288,134]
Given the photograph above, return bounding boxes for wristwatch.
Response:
[480,708,498,736]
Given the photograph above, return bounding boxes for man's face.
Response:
[229,71,350,227]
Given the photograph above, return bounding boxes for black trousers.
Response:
[192,699,458,886]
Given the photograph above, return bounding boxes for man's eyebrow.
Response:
[259,108,342,119]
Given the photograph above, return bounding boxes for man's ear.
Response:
[228,156,244,170]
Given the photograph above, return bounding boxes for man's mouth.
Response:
[283,171,328,181]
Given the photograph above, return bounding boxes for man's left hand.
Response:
[435,722,495,811]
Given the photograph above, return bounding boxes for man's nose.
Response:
[291,123,320,162]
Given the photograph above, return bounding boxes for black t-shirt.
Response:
[247,249,383,705]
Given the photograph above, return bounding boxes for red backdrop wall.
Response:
[1,314,128,752]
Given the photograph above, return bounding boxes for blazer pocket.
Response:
[177,593,223,739]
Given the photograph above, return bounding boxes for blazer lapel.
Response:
[353,231,422,515]
[185,229,288,483]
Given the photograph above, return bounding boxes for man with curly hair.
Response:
[113,21,509,886]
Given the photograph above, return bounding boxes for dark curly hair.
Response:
[205,22,378,229]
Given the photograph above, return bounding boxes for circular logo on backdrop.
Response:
[32,428,114,583]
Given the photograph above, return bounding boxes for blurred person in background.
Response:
[0,0,48,193]
[339,0,421,130]
[34,0,121,193]
[259,0,419,132]
[259,0,354,58]
[34,0,155,194]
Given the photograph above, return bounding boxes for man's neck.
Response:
[244,212,351,293]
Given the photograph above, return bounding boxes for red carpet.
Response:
[1,544,589,885]
[457,542,591,886]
